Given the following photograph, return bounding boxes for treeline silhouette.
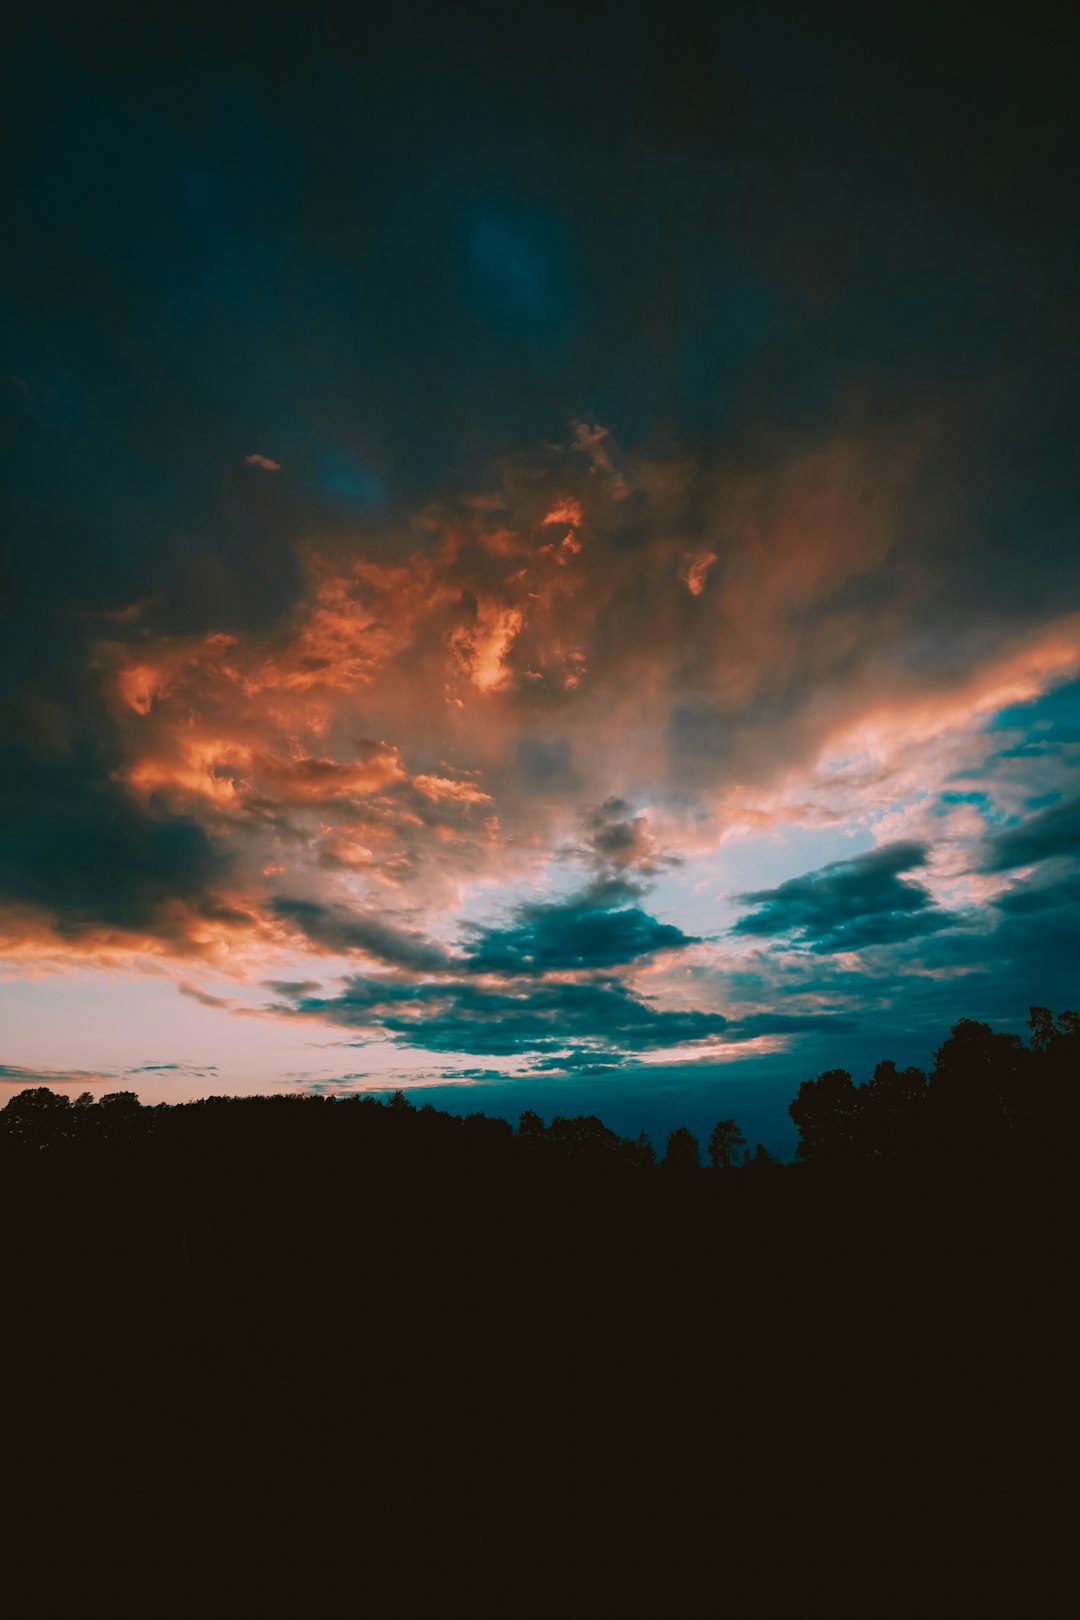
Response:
[4,1005,1074,1172]
[0,1083,765,1173]
[790,1005,1078,1167]
[3,1007,1071,1605]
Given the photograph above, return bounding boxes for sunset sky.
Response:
[3,3,1077,1153]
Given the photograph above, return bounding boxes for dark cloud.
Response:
[993,870,1080,916]
[525,1051,629,1075]
[982,795,1080,873]
[0,746,238,946]
[737,882,1079,1069]
[575,799,678,875]
[268,897,450,972]
[462,878,696,976]
[268,878,699,985]
[271,973,730,1059]
[515,737,578,793]
[732,842,952,953]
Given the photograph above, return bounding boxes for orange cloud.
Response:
[683,552,717,597]
[414,775,493,805]
[450,602,524,693]
[10,414,1072,991]
[822,616,1080,760]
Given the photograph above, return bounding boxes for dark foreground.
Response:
[2,1094,1068,1610]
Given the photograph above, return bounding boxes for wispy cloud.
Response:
[1,1059,218,1084]
[178,982,236,1010]
[1,1063,113,1086]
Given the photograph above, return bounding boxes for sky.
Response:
[2,1,1078,1155]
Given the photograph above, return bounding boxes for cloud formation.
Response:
[3,4,1078,1127]
[269,896,450,972]
[271,973,731,1060]
[461,878,696,976]
[3,415,1079,1088]
[982,794,1080,873]
[732,843,953,953]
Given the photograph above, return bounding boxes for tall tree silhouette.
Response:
[0,1086,73,1148]
[662,1126,700,1171]
[549,1114,623,1165]
[517,1109,547,1149]
[930,1018,1031,1158]
[1026,1006,1079,1121]
[620,1130,657,1170]
[707,1118,746,1169]
[862,1062,927,1161]
[789,1069,861,1166]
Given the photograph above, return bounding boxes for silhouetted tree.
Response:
[931,1018,1032,1156]
[861,1061,928,1161]
[517,1110,547,1151]
[549,1114,622,1165]
[1028,1005,1080,1105]
[1028,1006,1056,1052]
[789,1069,861,1166]
[1030,1005,1079,1147]
[0,1086,73,1148]
[619,1130,657,1170]
[707,1118,746,1169]
[96,1092,146,1141]
[662,1126,700,1171]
